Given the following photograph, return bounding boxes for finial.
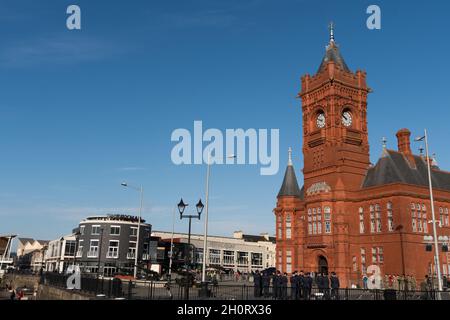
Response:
[288,147,293,166]
[382,137,387,149]
[419,146,424,155]
[329,21,335,43]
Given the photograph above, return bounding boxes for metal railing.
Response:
[39,273,450,300]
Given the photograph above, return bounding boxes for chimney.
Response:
[233,231,243,239]
[396,128,412,155]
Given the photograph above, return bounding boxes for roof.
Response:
[18,238,34,244]
[317,41,351,74]
[241,234,276,243]
[362,150,450,191]
[278,164,302,198]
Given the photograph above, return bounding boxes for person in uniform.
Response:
[304,272,312,300]
[281,273,288,299]
[323,272,330,300]
[272,271,280,299]
[262,271,270,298]
[330,272,340,300]
[298,270,305,299]
[290,271,298,300]
[253,270,262,298]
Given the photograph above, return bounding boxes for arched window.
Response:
[370,205,375,233]
[324,206,332,234]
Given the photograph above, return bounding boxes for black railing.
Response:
[40,273,450,301]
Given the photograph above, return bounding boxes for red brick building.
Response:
[274,29,450,287]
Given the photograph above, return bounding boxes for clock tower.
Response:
[299,24,371,195]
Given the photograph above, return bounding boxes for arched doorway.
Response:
[318,255,328,275]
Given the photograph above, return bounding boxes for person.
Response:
[316,272,325,298]
[362,274,368,290]
[298,271,305,299]
[280,273,288,300]
[443,275,448,291]
[262,271,270,298]
[322,273,330,300]
[420,275,430,300]
[290,271,298,300]
[10,289,16,301]
[330,272,340,300]
[253,270,262,298]
[304,272,312,300]
[272,271,280,299]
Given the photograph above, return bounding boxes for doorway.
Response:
[318,255,328,275]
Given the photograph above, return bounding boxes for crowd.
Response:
[252,270,340,300]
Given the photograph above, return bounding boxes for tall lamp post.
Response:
[415,130,443,294]
[177,198,204,267]
[121,182,144,279]
[200,153,235,296]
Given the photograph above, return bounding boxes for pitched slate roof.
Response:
[317,41,351,74]
[278,164,302,197]
[362,150,450,191]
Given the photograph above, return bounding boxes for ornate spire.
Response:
[278,148,301,198]
[288,147,293,166]
[329,21,335,43]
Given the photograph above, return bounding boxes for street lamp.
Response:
[415,130,443,294]
[121,182,144,279]
[177,198,204,267]
[200,153,235,297]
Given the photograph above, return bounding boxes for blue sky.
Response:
[1,0,450,243]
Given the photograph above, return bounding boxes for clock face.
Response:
[316,113,326,129]
[342,111,352,127]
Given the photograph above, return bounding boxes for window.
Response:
[286,250,292,274]
[251,253,263,267]
[378,247,384,263]
[324,206,331,234]
[107,240,119,258]
[387,203,394,232]
[411,204,417,232]
[127,241,136,259]
[209,249,221,265]
[277,215,282,238]
[309,207,325,234]
[64,240,76,257]
[237,252,249,266]
[359,207,365,234]
[88,240,99,258]
[130,227,138,237]
[375,205,382,232]
[223,250,235,265]
[80,225,85,236]
[110,226,120,236]
[286,214,292,239]
[372,248,377,263]
[353,256,357,272]
[91,225,101,235]
[76,240,83,257]
[195,248,203,264]
[370,206,375,233]
[445,208,449,226]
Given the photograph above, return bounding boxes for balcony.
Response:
[87,250,99,258]
[142,253,150,261]
[106,251,118,259]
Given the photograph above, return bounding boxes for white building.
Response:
[152,230,276,273]
[0,235,16,273]
[17,238,49,258]
[44,234,76,273]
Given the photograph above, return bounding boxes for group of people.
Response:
[253,270,340,300]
